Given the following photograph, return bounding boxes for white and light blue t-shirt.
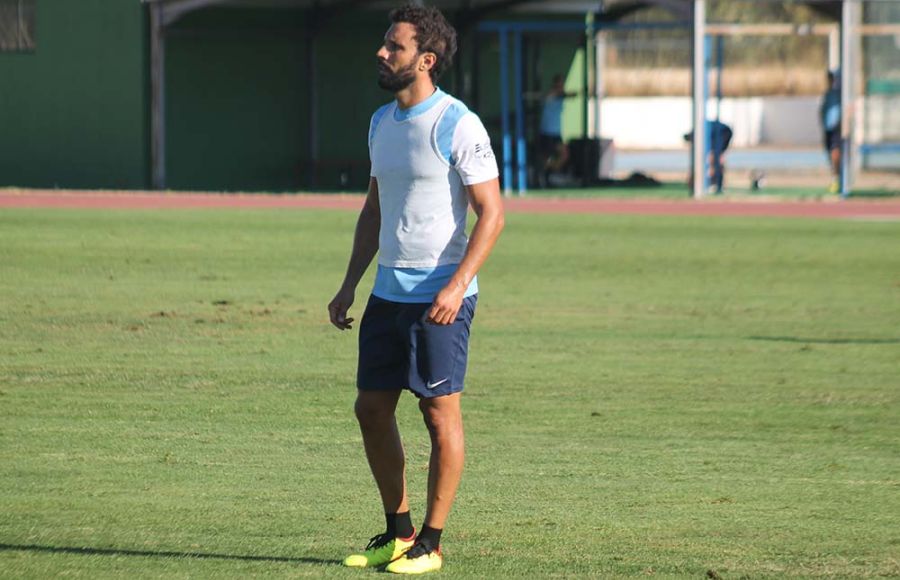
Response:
[368,88,498,303]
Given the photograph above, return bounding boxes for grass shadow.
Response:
[0,543,341,566]
[847,189,900,199]
[747,336,900,345]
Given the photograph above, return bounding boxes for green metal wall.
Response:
[0,0,149,189]
[314,13,394,190]
[166,9,308,192]
[164,9,580,192]
[0,2,581,192]
[165,8,398,192]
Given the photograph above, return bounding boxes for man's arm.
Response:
[428,177,504,325]
[328,177,381,330]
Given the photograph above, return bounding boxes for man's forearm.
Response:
[341,203,380,291]
[448,205,504,290]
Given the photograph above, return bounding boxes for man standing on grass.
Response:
[820,70,842,194]
[327,3,503,575]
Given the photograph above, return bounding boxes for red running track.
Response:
[2,190,899,220]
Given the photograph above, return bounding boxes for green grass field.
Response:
[1,208,898,578]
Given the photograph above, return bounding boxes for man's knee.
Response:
[418,399,461,436]
[355,392,397,429]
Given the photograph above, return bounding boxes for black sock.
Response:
[385,511,414,539]
[416,525,442,552]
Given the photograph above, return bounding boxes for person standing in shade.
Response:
[820,70,842,194]
[537,74,577,187]
[327,3,503,575]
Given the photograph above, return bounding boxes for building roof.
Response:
[141,0,845,23]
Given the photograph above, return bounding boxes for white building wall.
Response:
[599,96,823,149]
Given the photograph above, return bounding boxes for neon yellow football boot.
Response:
[343,532,415,568]
[384,542,443,574]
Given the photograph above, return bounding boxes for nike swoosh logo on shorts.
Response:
[426,378,449,389]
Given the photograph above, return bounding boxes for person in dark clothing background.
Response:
[684,120,733,194]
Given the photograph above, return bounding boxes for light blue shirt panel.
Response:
[823,89,841,131]
[369,103,392,147]
[393,88,446,122]
[373,264,478,303]
[436,101,470,165]
[540,97,564,136]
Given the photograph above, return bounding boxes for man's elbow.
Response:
[494,210,505,235]
[485,205,505,239]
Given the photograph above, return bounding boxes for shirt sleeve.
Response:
[451,113,499,186]
[369,113,378,177]
[369,104,391,177]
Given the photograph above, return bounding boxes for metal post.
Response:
[594,27,605,141]
[499,28,512,196]
[594,1,604,141]
[691,0,707,199]
[840,0,857,197]
[581,14,591,186]
[704,35,712,192]
[715,35,723,122]
[513,31,527,196]
[150,3,166,190]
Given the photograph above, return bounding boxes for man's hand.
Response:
[328,286,356,330]
[428,282,466,325]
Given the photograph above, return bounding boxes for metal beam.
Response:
[514,31,527,195]
[159,0,225,26]
[704,23,837,37]
[499,28,513,196]
[581,13,592,186]
[150,3,166,190]
[691,0,706,199]
[857,24,900,36]
[840,0,860,198]
[593,9,605,142]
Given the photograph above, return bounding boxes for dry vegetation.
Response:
[604,66,829,97]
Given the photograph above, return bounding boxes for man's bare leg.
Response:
[355,389,409,514]
[418,392,465,530]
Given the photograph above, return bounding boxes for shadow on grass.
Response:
[747,336,900,345]
[0,543,340,566]
[848,190,900,199]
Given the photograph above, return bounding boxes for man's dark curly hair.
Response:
[390,3,458,82]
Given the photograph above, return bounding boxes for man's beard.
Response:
[377,61,417,92]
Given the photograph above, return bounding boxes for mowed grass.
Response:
[0,207,898,578]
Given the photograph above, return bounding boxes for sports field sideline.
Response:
[2,188,900,219]
[1,189,898,577]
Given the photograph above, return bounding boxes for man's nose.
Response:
[376,46,389,60]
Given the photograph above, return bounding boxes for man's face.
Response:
[376,22,422,92]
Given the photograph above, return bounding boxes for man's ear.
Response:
[420,52,436,72]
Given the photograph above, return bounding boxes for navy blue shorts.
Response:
[357,294,477,398]
[824,128,841,152]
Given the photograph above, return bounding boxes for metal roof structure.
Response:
[140,0,609,27]
[138,0,847,18]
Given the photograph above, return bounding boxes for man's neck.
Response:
[395,80,438,110]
